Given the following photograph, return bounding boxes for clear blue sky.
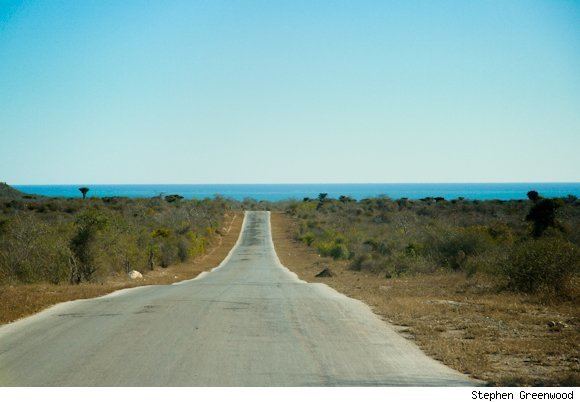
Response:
[1,0,579,184]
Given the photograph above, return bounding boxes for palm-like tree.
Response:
[79,187,89,199]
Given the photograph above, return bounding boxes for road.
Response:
[0,211,477,386]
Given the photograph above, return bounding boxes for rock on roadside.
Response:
[128,270,143,280]
[315,268,333,277]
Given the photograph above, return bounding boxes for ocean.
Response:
[12,183,580,201]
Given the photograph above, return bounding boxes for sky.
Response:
[0,0,579,184]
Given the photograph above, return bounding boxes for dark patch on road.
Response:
[57,313,121,318]
[134,305,160,314]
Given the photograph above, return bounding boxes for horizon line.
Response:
[11,181,580,186]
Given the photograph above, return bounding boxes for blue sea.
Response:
[12,183,580,201]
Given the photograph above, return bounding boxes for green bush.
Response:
[429,226,494,270]
[501,238,579,297]
[329,243,350,259]
[299,232,315,246]
[317,241,349,260]
[69,209,108,283]
[187,232,207,259]
[159,240,177,268]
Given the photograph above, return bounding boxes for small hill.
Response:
[0,182,28,199]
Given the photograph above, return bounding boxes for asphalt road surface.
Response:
[0,211,477,386]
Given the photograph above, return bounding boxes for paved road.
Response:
[0,211,477,386]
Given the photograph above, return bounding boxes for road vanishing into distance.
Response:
[0,212,477,386]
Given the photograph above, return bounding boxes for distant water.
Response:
[13,183,580,201]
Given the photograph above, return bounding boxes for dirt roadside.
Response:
[270,212,579,386]
[0,212,243,325]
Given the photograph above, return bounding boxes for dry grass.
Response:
[0,212,243,325]
[271,212,580,386]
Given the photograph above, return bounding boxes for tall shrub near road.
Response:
[69,209,108,283]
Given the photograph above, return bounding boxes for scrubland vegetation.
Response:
[0,186,233,286]
[274,192,579,385]
[287,192,579,300]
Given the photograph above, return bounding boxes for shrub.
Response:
[349,253,391,272]
[404,243,418,257]
[177,238,189,262]
[428,226,494,270]
[187,232,206,259]
[501,238,579,297]
[151,228,171,238]
[101,229,143,275]
[299,232,315,246]
[349,253,372,271]
[69,210,108,283]
[160,241,177,268]
[317,241,349,260]
[389,252,435,276]
[363,239,391,256]
[0,216,71,284]
[487,221,514,244]
[463,248,508,278]
[329,243,350,259]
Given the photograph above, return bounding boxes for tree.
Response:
[525,195,562,237]
[316,193,328,210]
[79,187,89,199]
[527,190,540,202]
[165,194,184,203]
